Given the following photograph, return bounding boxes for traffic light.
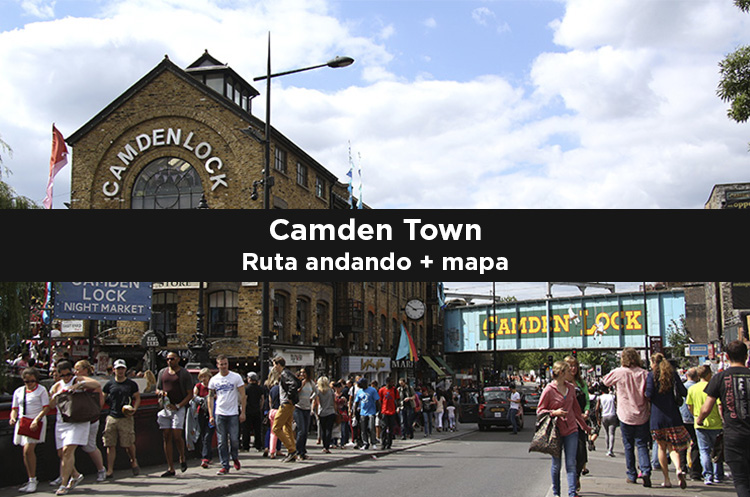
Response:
[548,355,553,365]
[572,349,577,358]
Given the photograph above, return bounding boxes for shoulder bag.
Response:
[529,412,562,458]
[56,390,102,423]
[17,389,43,439]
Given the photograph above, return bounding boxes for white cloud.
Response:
[423,17,437,29]
[1,0,749,209]
[471,7,495,26]
[17,0,56,19]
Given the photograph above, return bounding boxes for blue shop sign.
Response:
[54,282,152,321]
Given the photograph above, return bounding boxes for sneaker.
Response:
[216,467,229,475]
[705,478,714,485]
[233,459,241,471]
[96,469,107,482]
[50,477,62,487]
[713,477,722,484]
[201,459,209,469]
[68,474,84,490]
[21,480,37,493]
[626,478,636,484]
[282,451,298,463]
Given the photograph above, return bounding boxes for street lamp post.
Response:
[252,33,354,382]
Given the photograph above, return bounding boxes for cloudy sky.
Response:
[1,0,749,209]
[444,281,647,301]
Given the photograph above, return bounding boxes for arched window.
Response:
[131,157,204,209]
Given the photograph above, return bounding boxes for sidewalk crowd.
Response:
[7,352,460,495]
[536,340,750,497]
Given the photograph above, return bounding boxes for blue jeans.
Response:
[551,431,579,497]
[215,414,240,470]
[509,408,519,434]
[423,411,433,435]
[294,408,311,456]
[620,421,651,481]
[696,429,724,481]
[360,414,377,448]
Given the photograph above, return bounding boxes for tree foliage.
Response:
[1,282,45,391]
[0,133,40,209]
[718,1,750,125]
[667,315,692,368]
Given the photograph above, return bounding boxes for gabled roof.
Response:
[66,53,339,184]
[67,54,260,145]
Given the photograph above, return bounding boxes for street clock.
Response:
[405,298,426,320]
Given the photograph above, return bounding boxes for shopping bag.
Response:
[56,390,101,423]
[529,412,562,458]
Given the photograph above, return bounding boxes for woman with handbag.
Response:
[73,360,107,483]
[49,360,103,496]
[10,367,51,493]
[645,353,691,489]
[537,361,591,497]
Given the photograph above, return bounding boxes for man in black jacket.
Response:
[242,372,264,451]
[271,356,300,462]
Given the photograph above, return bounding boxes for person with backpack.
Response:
[397,378,415,440]
[271,356,301,463]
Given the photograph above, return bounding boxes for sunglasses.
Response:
[59,372,73,378]
[23,380,37,384]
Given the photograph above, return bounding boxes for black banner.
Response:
[1,209,747,281]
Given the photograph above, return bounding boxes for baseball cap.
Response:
[113,359,127,369]
[247,372,258,380]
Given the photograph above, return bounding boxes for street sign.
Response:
[687,343,710,357]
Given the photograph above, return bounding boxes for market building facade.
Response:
[59,52,445,384]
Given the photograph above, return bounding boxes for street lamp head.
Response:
[326,56,354,69]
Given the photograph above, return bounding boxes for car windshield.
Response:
[528,392,541,400]
[483,390,509,402]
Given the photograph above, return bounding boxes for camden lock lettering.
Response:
[481,309,643,338]
[103,127,229,197]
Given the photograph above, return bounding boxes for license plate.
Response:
[494,412,504,418]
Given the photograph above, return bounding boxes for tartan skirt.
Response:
[651,425,691,451]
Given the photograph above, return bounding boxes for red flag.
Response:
[43,124,68,209]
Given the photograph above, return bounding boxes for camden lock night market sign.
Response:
[103,127,229,197]
[54,282,152,321]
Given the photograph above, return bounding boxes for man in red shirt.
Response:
[378,377,400,450]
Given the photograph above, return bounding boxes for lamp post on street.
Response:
[252,33,354,382]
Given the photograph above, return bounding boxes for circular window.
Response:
[131,157,204,209]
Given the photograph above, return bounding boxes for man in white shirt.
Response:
[208,355,246,475]
[508,384,522,435]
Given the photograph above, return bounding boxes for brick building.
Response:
[62,52,444,383]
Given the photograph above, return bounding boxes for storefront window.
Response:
[131,157,204,209]
[208,290,238,337]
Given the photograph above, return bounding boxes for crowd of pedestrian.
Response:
[9,351,461,494]
[536,341,750,497]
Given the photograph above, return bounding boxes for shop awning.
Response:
[423,356,448,377]
[434,356,455,375]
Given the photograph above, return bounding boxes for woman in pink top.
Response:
[537,361,590,497]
